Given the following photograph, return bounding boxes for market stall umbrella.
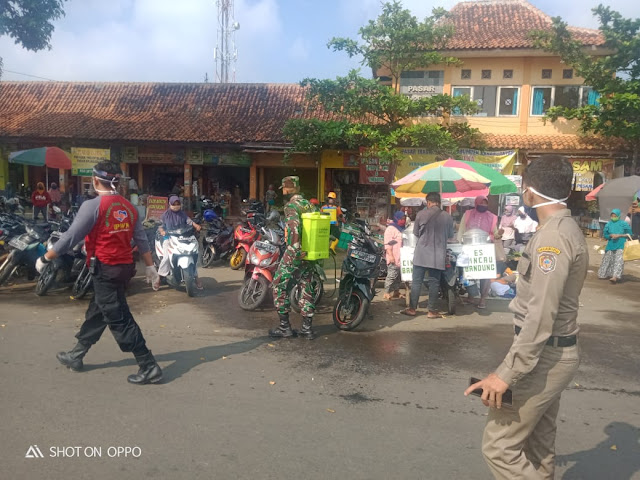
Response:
[9,147,72,169]
[391,159,492,195]
[585,183,604,202]
[456,160,518,195]
[596,176,640,221]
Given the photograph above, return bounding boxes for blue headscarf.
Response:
[161,195,189,231]
[391,210,406,232]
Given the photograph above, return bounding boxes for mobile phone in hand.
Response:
[469,377,513,406]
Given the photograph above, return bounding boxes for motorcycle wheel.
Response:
[183,265,197,297]
[333,290,369,331]
[35,263,57,296]
[229,249,246,270]
[238,276,270,311]
[72,264,93,299]
[446,285,456,315]
[201,246,215,268]
[0,251,16,286]
[290,273,324,313]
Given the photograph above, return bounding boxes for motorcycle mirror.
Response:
[53,206,62,214]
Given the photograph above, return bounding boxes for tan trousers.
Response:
[482,343,580,480]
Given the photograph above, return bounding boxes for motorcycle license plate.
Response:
[255,241,276,253]
[9,238,29,251]
[350,249,376,263]
[205,237,215,243]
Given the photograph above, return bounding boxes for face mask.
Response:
[611,216,619,222]
[519,213,526,219]
[523,186,569,209]
[505,210,513,216]
[476,205,488,213]
[397,219,406,227]
[170,205,181,212]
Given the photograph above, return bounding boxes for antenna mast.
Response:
[214,0,239,83]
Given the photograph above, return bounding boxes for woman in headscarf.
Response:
[498,205,516,251]
[383,210,406,300]
[156,195,203,289]
[31,182,51,220]
[48,182,62,205]
[457,196,498,309]
[598,209,633,284]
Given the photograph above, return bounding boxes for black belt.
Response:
[514,326,577,347]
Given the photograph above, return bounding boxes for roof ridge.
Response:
[0,81,302,87]
[451,0,552,21]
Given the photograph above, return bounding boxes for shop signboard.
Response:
[122,146,138,164]
[202,151,252,167]
[145,196,169,222]
[461,244,497,280]
[138,147,184,165]
[359,148,395,185]
[187,148,203,165]
[71,148,111,176]
[400,246,415,282]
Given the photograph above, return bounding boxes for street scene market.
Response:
[1,0,640,479]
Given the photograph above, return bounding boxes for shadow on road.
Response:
[85,336,272,383]
[557,422,640,480]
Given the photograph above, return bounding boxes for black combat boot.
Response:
[299,316,316,340]
[56,342,90,372]
[269,314,296,338]
[127,351,163,385]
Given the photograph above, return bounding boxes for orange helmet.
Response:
[327,192,337,199]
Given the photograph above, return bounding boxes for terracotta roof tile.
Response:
[483,133,628,151]
[0,82,330,144]
[445,0,604,50]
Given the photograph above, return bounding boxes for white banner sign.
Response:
[400,246,415,282]
[462,244,497,279]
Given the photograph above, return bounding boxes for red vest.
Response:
[86,195,137,265]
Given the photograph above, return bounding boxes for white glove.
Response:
[36,256,49,274]
[145,265,159,290]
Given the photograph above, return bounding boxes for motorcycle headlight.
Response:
[250,253,260,264]
[47,242,55,251]
[260,258,272,267]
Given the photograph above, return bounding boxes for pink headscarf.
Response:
[464,196,498,236]
[500,205,516,229]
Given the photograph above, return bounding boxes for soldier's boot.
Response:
[56,342,90,372]
[299,316,317,340]
[269,314,297,338]
[127,351,163,385]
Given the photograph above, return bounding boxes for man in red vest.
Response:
[36,161,162,385]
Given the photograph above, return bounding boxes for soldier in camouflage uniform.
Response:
[270,176,318,340]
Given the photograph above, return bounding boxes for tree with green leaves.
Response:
[532,5,640,168]
[0,0,67,76]
[284,1,481,163]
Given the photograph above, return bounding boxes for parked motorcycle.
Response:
[230,212,263,270]
[155,225,200,297]
[71,244,93,299]
[201,211,235,267]
[35,207,84,296]
[332,219,383,330]
[0,222,50,286]
[289,261,326,314]
[237,225,284,310]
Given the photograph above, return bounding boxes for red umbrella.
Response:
[585,183,604,202]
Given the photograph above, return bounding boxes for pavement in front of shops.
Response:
[1,246,639,480]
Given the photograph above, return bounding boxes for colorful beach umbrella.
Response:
[9,147,72,169]
[391,158,492,195]
[585,183,604,202]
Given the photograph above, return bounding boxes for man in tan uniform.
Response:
[465,155,588,479]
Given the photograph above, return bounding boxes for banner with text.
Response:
[145,196,169,222]
[71,148,111,176]
[359,147,395,185]
[462,244,497,280]
[400,246,415,282]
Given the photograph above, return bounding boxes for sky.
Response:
[0,0,638,84]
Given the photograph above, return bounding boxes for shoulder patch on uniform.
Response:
[538,246,561,255]
[538,253,557,274]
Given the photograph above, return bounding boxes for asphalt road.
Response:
[1,252,639,480]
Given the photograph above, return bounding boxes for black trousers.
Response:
[76,262,149,357]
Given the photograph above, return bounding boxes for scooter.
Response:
[0,222,50,286]
[155,225,200,297]
[230,213,262,270]
[35,207,84,296]
[238,226,284,310]
[332,219,383,330]
[202,215,235,267]
[71,244,93,299]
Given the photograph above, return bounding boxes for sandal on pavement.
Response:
[427,311,442,319]
[476,302,487,309]
[401,308,417,316]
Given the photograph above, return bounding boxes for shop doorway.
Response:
[262,167,318,204]
[143,165,183,196]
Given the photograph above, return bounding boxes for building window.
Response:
[451,86,498,116]
[563,69,574,79]
[531,85,599,115]
[503,69,513,79]
[481,69,492,79]
[461,69,471,79]
[497,87,520,116]
[399,70,444,99]
[452,87,472,115]
[542,69,552,79]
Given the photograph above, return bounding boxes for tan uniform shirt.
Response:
[495,209,588,386]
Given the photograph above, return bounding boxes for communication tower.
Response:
[213,0,239,83]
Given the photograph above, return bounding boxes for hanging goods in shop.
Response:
[301,212,331,261]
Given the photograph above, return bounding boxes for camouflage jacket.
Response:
[283,194,315,259]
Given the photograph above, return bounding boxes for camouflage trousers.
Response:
[273,251,316,317]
